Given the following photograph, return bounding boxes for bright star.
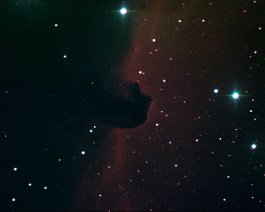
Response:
[214,88,219,94]
[232,91,239,99]
[120,7,127,15]
[251,144,257,150]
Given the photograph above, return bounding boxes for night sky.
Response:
[1,0,265,210]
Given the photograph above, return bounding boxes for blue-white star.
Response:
[232,91,239,100]
[251,144,257,150]
[120,7,127,15]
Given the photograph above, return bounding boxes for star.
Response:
[251,144,257,150]
[232,91,239,100]
[213,88,219,94]
[120,7,127,15]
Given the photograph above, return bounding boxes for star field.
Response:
[1,0,265,211]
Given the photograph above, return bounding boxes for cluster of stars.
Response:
[2,1,265,210]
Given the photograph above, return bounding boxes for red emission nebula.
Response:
[77,1,184,210]
[77,0,228,210]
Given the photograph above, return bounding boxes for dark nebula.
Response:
[0,1,152,210]
[98,82,152,128]
[1,0,265,211]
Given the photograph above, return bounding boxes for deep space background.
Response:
[1,0,265,210]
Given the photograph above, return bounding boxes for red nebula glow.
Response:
[76,1,164,210]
